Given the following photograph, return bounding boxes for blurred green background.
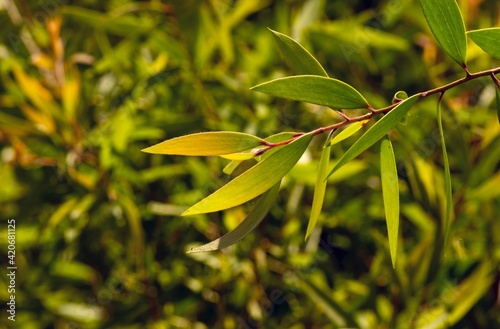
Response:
[1,0,499,328]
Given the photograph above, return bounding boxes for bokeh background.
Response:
[1,0,499,328]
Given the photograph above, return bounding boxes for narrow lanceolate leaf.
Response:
[187,183,280,253]
[467,28,500,59]
[419,0,467,67]
[270,29,328,77]
[437,100,453,245]
[327,120,368,146]
[251,75,369,110]
[142,132,264,156]
[326,94,420,179]
[380,138,399,268]
[305,142,331,241]
[182,133,312,216]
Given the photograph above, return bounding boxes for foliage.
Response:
[1,1,499,328]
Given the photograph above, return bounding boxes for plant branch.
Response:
[260,66,500,151]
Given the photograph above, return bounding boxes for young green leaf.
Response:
[327,120,368,146]
[326,94,420,179]
[182,133,312,216]
[380,137,399,268]
[251,75,369,110]
[142,132,264,156]
[270,29,328,77]
[221,132,297,175]
[437,98,453,245]
[392,90,408,104]
[305,141,331,241]
[467,28,500,59]
[187,182,280,253]
[419,0,467,67]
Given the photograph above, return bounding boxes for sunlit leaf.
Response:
[437,99,453,245]
[305,141,330,241]
[380,137,399,268]
[142,132,264,156]
[418,0,467,67]
[326,94,420,179]
[467,28,500,59]
[327,120,368,146]
[270,29,328,77]
[182,133,312,216]
[251,75,369,110]
[220,151,258,160]
[187,182,280,253]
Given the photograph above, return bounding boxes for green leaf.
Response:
[251,75,369,110]
[141,132,264,156]
[437,100,453,245]
[305,141,331,241]
[270,29,328,77]
[392,90,408,104]
[467,28,500,59]
[182,133,312,216]
[419,0,467,67]
[380,137,400,268]
[327,120,368,146]
[326,94,420,179]
[187,182,280,253]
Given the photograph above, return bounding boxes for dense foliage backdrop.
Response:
[1,0,499,328]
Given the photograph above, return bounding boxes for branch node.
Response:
[338,110,351,122]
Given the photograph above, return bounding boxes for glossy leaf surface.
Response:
[380,137,399,268]
[187,183,280,253]
[305,141,330,241]
[270,29,328,76]
[419,0,467,66]
[251,75,369,110]
[467,28,500,59]
[182,133,312,216]
[142,132,264,156]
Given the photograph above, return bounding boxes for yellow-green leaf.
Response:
[251,75,369,110]
[380,137,399,268]
[467,28,500,60]
[327,120,368,146]
[141,132,264,156]
[418,0,467,67]
[326,94,420,179]
[305,141,330,241]
[182,133,313,216]
[187,183,280,253]
[270,29,328,77]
